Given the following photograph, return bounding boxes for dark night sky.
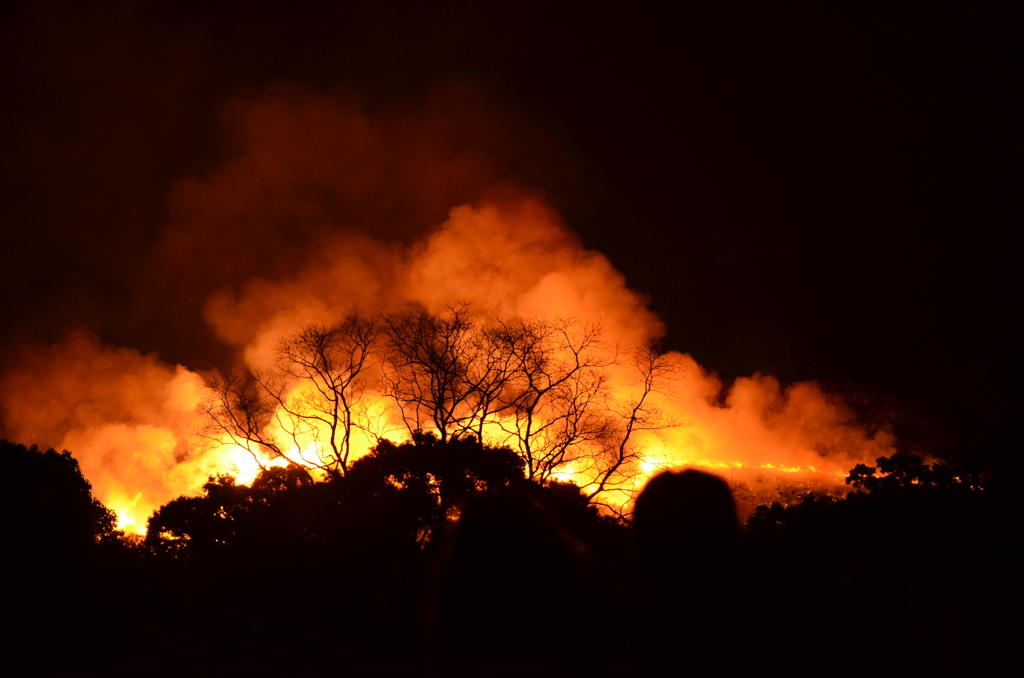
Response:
[1,1,1021,462]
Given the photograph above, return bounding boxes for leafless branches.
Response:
[201,305,686,509]
[486,317,615,483]
[379,304,494,442]
[585,343,681,512]
[201,317,381,476]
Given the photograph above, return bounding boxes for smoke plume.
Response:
[0,85,895,530]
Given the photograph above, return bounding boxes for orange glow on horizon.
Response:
[0,138,894,530]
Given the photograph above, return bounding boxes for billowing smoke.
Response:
[133,82,580,361]
[0,331,213,532]
[0,85,895,530]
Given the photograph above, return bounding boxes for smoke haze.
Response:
[9,0,1015,526]
[0,84,898,527]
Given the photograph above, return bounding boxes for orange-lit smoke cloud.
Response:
[207,197,894,505]
[0,331,218,532]
[134,82,579,360]
[0,85,895,529]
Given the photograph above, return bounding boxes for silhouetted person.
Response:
[632,469,742,676]
[426,490,588,677]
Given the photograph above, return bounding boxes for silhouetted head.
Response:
[631,469,742,670]
[633,469,739,581]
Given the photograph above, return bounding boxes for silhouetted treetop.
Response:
[846,452,982,494]
[347,432,527,542]
[0,439,114,562]
[203,306,679,512]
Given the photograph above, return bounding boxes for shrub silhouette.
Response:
[347,431,527,541]
[0,440,117,674]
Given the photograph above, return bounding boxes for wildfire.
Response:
[98,309,873,534]
[0,89,895,534]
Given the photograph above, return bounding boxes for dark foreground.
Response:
[2,438,1014,677]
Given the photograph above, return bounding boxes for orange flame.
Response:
[0,89,895,531]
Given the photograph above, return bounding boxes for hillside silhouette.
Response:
[1,437,1014,677]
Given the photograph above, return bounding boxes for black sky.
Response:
[1,1,1021,462]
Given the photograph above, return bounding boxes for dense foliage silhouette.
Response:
[426,490,589,677]
[1,437,1013,677]
[744,454,1011,677]
[0,440,116,675]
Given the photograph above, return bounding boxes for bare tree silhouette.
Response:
[202,317,382,476]
[202,305,684,511]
